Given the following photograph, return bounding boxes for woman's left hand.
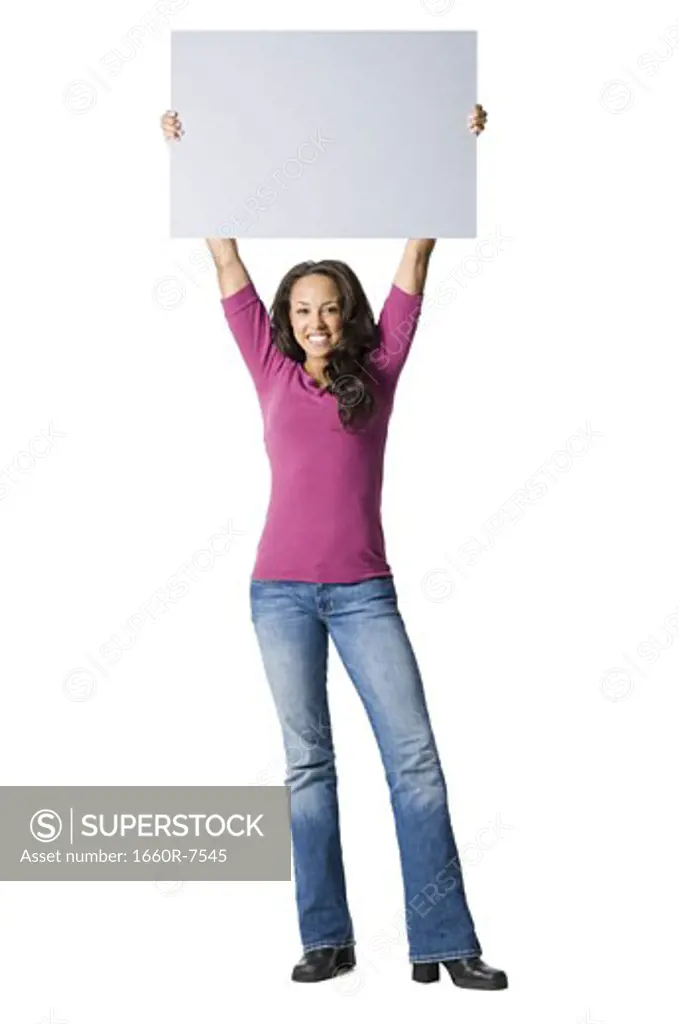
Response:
[468,104,488,135]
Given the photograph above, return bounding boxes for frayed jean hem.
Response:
[302,939,355,953]
[409,945,482,963]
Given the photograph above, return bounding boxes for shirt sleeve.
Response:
[220,282,288,392]
[370,283,424,389]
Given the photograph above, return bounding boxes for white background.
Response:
[2,0,678,1021]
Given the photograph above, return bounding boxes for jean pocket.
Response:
[352,574,398,607]
[365,574,396,594]
[249,579,301,618]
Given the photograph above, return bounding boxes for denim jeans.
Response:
[249,574,482,962]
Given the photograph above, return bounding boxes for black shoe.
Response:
[412,955,508,989]
[291,945,356,982]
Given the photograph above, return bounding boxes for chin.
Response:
[304,342,334,355]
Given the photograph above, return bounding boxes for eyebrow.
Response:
[293,299,339,307]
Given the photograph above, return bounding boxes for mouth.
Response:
[307,333,330,346]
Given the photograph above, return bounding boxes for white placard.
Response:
[170,30,477,238]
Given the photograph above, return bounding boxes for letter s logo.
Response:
[30,809,63,842]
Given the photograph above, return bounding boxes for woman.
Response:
[161,107,507,990]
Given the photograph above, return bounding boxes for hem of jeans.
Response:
[302,939,355,953]
[409,946,481,963]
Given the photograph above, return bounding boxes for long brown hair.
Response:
[270,260,380,432]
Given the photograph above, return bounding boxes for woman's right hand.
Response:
[160,109,184,141]
[160,108,248,295]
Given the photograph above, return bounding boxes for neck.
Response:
[303,356,329,386]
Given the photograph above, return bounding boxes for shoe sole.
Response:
[413,963,508,989]
[451,976,508,990]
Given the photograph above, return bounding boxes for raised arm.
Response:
[369,241,433,388]
[160,111,254,299]
[393,239,437,296]
[160,110,285,393]
[391,101,487,294]
[205,238,252,298]
[210,236,287,390]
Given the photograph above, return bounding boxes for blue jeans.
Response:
[249,574,482,962]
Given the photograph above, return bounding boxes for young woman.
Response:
[161,108,507,991]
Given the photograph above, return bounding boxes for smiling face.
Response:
[289,274,343,360]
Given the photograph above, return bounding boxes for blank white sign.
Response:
[170,30,477,238]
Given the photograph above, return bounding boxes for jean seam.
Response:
[302,939,355,953]
[410,945,481,962]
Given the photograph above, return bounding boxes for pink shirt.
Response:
[221,281,423,583]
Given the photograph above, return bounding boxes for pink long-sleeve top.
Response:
[221,280,423,583]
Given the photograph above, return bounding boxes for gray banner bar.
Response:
[0,787,291,881]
